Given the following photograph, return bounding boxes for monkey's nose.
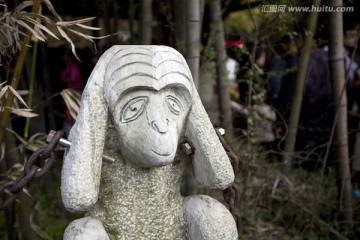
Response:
[151,118,169,133]
[146,102,169,134]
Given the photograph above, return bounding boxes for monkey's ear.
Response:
[185,90,235,190]
[61,47,118,212]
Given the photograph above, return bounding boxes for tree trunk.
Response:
[112,0,119,45]
[140,0,153,44]
[102,0,111,50]
[185,0,201,88]
[184,0,201,195]
[174,0,186,55]
[328,0,353,229]
[281,0,321,174]
[128,0,137,44]
[209,0,232,133]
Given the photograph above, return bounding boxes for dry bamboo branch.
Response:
[0,0,42,146]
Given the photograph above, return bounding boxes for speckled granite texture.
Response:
[61,46,237,240]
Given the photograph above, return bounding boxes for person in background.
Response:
[61,54,84,92]
[61,54,85,136]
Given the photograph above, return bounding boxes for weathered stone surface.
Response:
[61,45,237,239]
[64,216,110,240]
[184,195,238,240]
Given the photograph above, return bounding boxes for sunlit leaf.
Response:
[21,16,59,40]
[42,0,62,21]
[1,0,111,66]
[26,133,47,151]
[6,163,24,179]
[56,26,80,61]
[56,17,96,27]
[1,107,38,117]
[0,85,8,99]
[15,18,46,42]
[16,90,29,95]
[0,143,4,163]
[61,88,81,120]
[13,1,34,12]
[76,23,101,31]
[68,28,96,52]
[8,85,30,108]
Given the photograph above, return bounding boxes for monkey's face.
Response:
[111,85,191,168]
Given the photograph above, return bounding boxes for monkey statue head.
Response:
[103,47,193,167]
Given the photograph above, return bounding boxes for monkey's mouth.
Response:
[150,149,173,157]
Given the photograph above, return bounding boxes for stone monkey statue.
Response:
[61,45,238,240]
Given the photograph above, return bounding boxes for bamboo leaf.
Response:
[0,81,8,87]
[6,163,24,178]
[30,203,51,240]
[76,23,101,31]
[0,29,11,47]
[8,85,29,108]
[1,107,38,117]
[42,0,62,21]
[68,28,96,51]
[22,188,32,197]
[0,143,4,163]
[16,90,30,95]
[13,1,34,12]
[61,88,81,120]
[5,127,27,145]
[56,17,96,27]
[27,132,47,147]
[69,31,116,41]
[0,85,8,99]
[56,26,80,61]
[16,11,55,25]
[22,16,59,40]
[68,28,92,40]
[15,19,46,42]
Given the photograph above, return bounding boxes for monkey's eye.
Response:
[166,95,182,115]
[121,97,148,122]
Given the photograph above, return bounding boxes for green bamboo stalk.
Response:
[23,42,38,139]
[0,0,42,145]
[281,0,321,175]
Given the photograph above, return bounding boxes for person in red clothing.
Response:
[61,55,84,92]
[61,54,85,136]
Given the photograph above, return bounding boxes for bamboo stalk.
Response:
[0,0,42,146]
[281,0,321,175]
[209,0,232,133]
[23,42,38,139]
[328,0,353,229]
[186,0,201,88]
[174,0,186,55]
[140,0,153,44]
[184,0,201,196]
